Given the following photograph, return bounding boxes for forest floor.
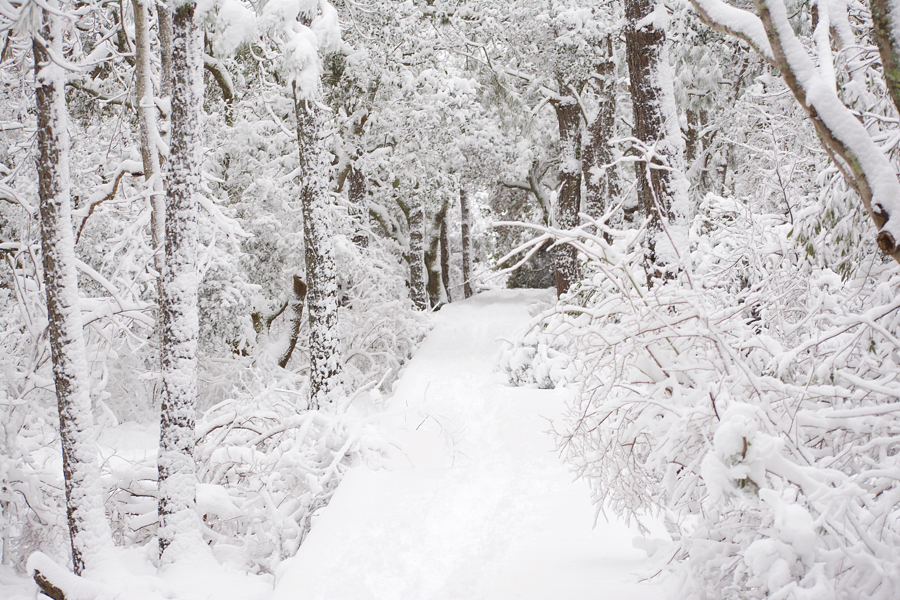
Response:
[2,288,667,600]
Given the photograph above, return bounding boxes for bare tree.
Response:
[293,6,343,407]
[624,0,684,276]
[582,37,618,220]
[550,80,582,296]
[33,5,111,574]
[460,187,474,299]
[157,0,204,561]
[408,194,428,310]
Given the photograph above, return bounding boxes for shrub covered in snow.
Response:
[503,199,900,599]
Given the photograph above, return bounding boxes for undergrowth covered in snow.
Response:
[501,198,900,599]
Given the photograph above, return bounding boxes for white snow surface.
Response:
[272,288,666,600]
[0,289,665,600]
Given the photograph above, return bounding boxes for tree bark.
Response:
[348,165,368,247]
[158,0,173,99]
[293,92,342,407]
[425,200,449,307]
[157,1,204,562]
[624,0,681,276]
[277,276,307,368]
[870,0,900,117]
[439,209,451,303]
[551,85,582,297]
[582,37,618,221]
[132,0,165,278]
[459,187,473,299]
[34,9,112,574]
[408,197,428,310]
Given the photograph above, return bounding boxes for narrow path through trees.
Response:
[272,289,665,600]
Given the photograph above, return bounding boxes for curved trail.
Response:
[273,289,665,600]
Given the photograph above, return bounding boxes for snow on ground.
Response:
[272,288,667,600]
[1,288,666,600]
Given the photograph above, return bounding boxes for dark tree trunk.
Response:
[348,165,368,247]
[34,10,111,574]
[624,0,679,275]
[551,86,582,297]
[459,187,474,299]
[582,37,618,221]
[425,200,449,307]
[439,210,451,303]
[158,1,203,561]
[277,276,307,368]
[409,198,428,310]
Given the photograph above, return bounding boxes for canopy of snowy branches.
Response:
[3,0,900,598]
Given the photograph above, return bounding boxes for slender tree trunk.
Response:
[870,0,900,116]
[158,0,173,99]
[582,38,618,221]
[34,9,112,574]
[157,1,204,562]
[459,187,473,299]
[408,197,428,310]
[348,165,368,247]
[439,211,450,303]
[277,276,307,369]
[133,0,165,277]
[551,86,582,297]
[293,92,342,407]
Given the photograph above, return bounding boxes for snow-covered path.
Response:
[272,289,665,600]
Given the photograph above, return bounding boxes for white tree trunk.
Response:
[34,7,112,574]
[157,0,204,562]
[132,0,165,275]
[293,91,343,409]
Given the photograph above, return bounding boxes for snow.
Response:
[272,289,666,599]
[0,290,664,600]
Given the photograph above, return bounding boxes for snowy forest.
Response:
[2,0,900,597]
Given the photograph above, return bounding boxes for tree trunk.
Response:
[439,210,451,303]
[425,200,449,307]
[459,187,473,299]
[870,0,900,117]
[277,276,307,368]
[551,86,582,297]
[624,0,685,277]
[348,165,368,247]
[158,0,173,99]
[582,37,618,221]
[133,0,165,278]
[293,93,342,407]
[157,1,204,562]
[34,9,112,574]
[408,198,428,310]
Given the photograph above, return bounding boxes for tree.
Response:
[690,0,900,264]
[32,3,112,574]
[292,3,344,406]
[157,0,205,561]
[624,0,689,277]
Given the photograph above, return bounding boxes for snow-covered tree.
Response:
[157,0,205,561]
[29,2,113,575]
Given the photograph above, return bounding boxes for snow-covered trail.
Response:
[272,289,665,600]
